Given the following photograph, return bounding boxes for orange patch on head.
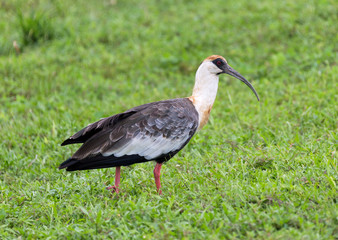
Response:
[204,55,227,63]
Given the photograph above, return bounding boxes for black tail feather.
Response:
[58,158,77,169]
[58,154,150,171]
[61,139,84,146]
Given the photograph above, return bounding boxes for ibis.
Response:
[59,55,259,194]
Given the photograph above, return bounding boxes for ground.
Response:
[0,0,337,239]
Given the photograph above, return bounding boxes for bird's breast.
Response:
[188,96,213,130]
[199,107,212,130]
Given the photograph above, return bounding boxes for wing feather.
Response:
[66,98,199,165]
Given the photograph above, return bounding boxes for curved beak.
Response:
[223,65,260,101]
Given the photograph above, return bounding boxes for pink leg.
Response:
[153,163,163,195]
[107,166,121,193]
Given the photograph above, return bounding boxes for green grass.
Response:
[0,0,337,239]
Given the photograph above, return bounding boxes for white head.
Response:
[200,55,228,75]
[195,55,260,101]
[191,55,259,130]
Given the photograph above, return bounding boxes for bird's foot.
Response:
[106,185,119,194]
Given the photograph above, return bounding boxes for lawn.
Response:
[0,0,337,239]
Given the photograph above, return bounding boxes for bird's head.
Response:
[202,55,260,101]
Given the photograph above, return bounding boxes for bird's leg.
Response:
[153,163,163,195]
[107,166,121,193]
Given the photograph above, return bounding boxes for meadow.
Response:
[0,0,337,239]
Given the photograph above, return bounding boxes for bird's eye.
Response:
[217,60,222,66]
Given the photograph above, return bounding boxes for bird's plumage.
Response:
[59,55,259,194]
[59,98,198,171]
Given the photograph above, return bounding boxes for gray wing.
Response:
[61,110,139,146]
[70,98,199,161]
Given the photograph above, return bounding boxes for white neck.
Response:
[189,62,219,129]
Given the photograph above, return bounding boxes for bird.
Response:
[59,55,259,195]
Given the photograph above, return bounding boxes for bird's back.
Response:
[59,98,199,171]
